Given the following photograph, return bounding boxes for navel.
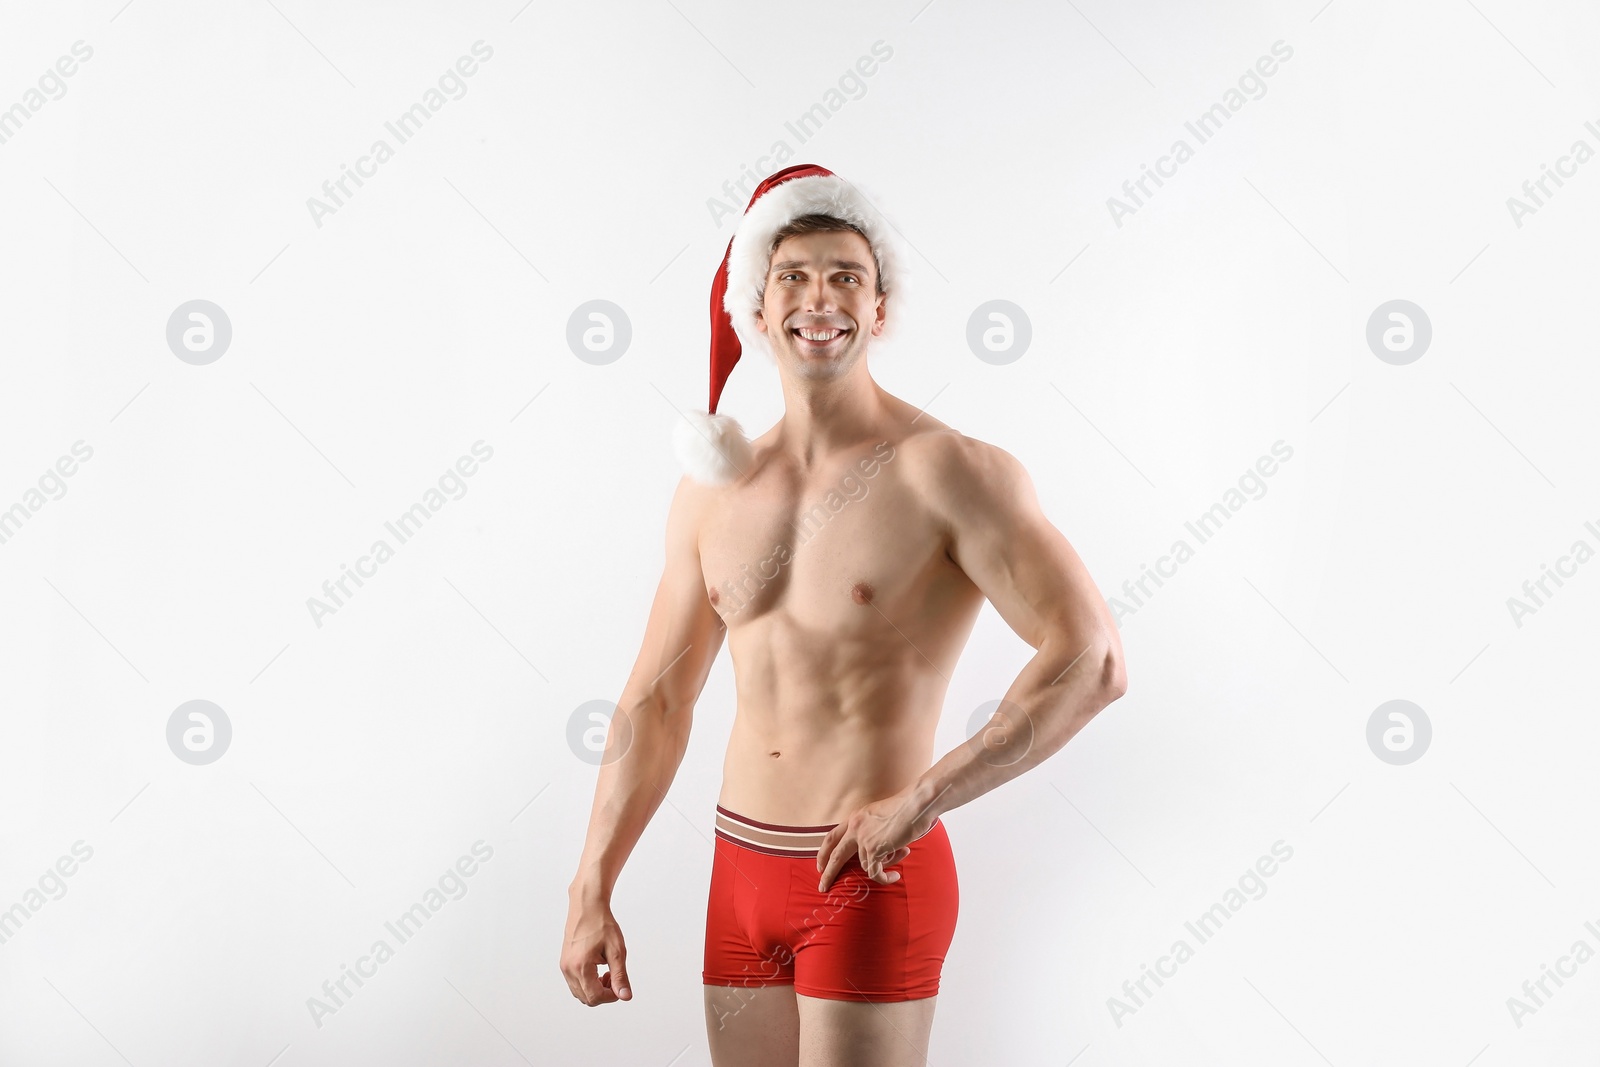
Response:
[850,580,875,605]
[769,751,781,758]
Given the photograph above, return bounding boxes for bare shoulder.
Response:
[665,473,717,550]
[670,471,718,508]
[894,427,1037,517]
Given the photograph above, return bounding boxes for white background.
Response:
[2,0,1597,1064]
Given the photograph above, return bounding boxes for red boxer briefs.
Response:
[702,804,958,1002]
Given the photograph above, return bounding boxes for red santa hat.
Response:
[673,163,903,485]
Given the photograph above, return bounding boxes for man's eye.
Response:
[839,274,859,283]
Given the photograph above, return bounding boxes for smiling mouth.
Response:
[791,327,850,348]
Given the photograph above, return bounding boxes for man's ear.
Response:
[870,291,887,336]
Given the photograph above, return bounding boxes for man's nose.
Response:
[801,277,837,312]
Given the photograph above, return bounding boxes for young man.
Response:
[560,165,1126,1066]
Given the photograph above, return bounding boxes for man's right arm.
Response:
[566,474,724,904]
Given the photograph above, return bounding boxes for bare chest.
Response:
[698,445,947,630]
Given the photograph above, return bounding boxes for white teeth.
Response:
[797,329,842,342]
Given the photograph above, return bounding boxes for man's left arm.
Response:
[817,434,1127,890]
[909,434,1126,822]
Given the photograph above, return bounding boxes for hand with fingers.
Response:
[815,787,936,893]
[560,894,632,1006]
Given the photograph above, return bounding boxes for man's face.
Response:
[754,229,886,379]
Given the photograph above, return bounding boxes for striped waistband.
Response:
[714,804,935,858]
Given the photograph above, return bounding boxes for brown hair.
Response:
[767,214,884,296]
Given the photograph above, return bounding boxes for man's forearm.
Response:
[910,632,1124,822]
[567,697,691,902]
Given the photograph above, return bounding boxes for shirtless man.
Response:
[560,167,1127,1066]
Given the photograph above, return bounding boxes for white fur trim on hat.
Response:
[722,174,904,363]
[673,410,754,487]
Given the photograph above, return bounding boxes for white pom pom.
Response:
[673,410,754,486]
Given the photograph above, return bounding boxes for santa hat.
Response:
[672,164,903,486]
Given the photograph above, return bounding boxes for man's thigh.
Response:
[796,993,938,1067]
[704,983,800,1067]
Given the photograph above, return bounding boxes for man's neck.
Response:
[774,363,886,469]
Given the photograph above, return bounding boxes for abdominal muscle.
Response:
[715,623,954,826]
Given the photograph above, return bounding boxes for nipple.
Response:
[850,581,875,605]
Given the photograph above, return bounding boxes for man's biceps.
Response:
[631,623,719,708]
[660,580,724,654]
[644,587,717,660]
[982,529,1101,617]
[954,509,1057,583]
[664,568,720,631]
